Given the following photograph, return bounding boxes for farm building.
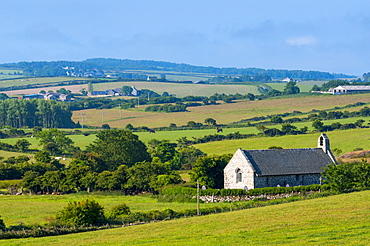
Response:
[224,133,336,190]
[329,85,370,95]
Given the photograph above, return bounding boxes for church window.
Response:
[236,168,242,183]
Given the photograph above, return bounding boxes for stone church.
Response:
[224,133,336,190]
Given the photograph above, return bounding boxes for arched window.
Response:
[236,168,242,183]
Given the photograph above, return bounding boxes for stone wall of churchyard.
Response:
[254,174,322,188]
[199,192,303,203]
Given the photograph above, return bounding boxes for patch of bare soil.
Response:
[337,150,370,163]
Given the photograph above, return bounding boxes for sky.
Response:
[1,0,370,76]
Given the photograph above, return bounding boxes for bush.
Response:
[106,203,131,219]
[0,216,5,231]
[56,199,105,226]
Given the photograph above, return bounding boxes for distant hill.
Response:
[0,58,356,80]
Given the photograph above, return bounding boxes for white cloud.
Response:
[285,36,318,46]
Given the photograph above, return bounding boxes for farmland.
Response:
[71,93,370,128]
[1,190,369,245]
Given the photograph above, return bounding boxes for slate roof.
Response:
[243,148,334,176]
[335,85,370,91]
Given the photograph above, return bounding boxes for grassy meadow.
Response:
[1,190,369,245]
[0,192,212,227]
[195,128,370,155]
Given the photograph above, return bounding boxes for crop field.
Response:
[0,192,214,227]
[92,81,261,97]
[195,128,370,155]
[1,190,369,245]
[72,93,370,128]
[0,77,91,89]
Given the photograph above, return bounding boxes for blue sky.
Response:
[1,0,370,75]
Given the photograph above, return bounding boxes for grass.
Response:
[1,190,369,245]
[0,192,214,227]
[195,128,370,155]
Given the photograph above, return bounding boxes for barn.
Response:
[224,134,336,190]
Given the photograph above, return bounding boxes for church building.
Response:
[224,134,336,190]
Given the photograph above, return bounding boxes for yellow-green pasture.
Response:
[0,192,211,227]
[72,93,370,128]
[1,191,369,245]
[0,115,369,154]
[0,77,92,89]
[195,128,370,156]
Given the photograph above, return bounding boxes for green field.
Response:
[195,128,370,155]
[0,192,213,227]
[1,191,369,245]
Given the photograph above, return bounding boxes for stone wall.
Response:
[254,174,322,188]
[199,192,302,203]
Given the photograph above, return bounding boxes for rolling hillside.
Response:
[1,191,369,245]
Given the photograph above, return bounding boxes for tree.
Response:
[14,139,31,152]
[187,121,196,127]
[34,150,52,163]
[36,128,76,155]
[21,171,41,194]
[87,82,93,93]
[0,216,5,231]
[190,154,232,189]
[323,160,370,192]
[0,93,9,100]
[56,199,105,226]
[281,123,298,135]
[102,123,110,129]
[270,116,283,124]
[122,86,132,96]
[256,125,267,134]
[106,203,131,219]
[311,85,321,91]
[204,118,216,126]
[312,119,325,132]
[86,129,150,170]
[56,88,71,95]
[126,158,173,192]
[283,81,300,95]
[150,142,178,163]
[171,146,206,170]
[79,88,88,96]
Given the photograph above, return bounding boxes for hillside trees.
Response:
[283,81,300,95]
[126,157,181,192]
[0,99,75,128]
[191,154,232,189]
[86,129,151,170]
[36,128,77,155]
[323,160,370,192]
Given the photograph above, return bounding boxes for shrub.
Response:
[0,216,5,231]
[106,203,131,219]
[56,199,105,226]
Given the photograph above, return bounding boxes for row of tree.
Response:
[0,99,76,128]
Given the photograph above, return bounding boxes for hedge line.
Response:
[160,184,332,197]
